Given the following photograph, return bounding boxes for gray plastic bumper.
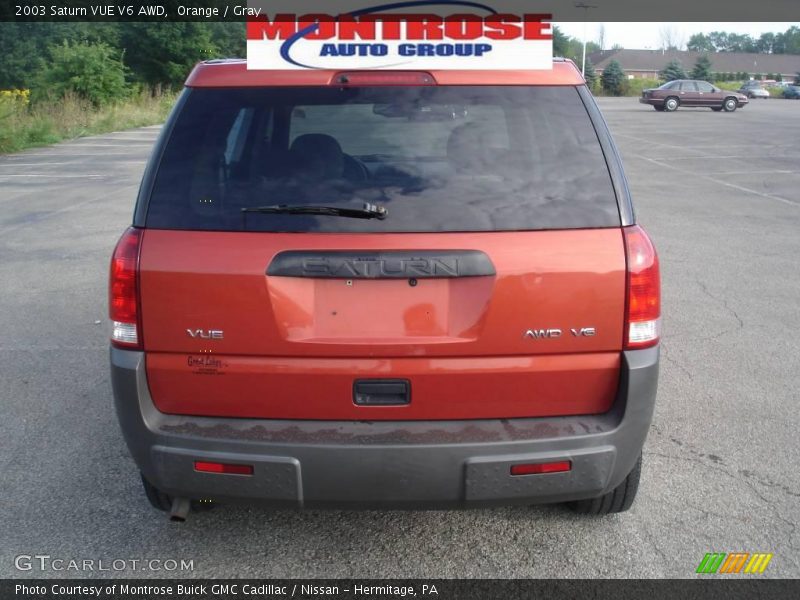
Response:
[111,346,658,508]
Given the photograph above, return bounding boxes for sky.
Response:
[554,22,800,50]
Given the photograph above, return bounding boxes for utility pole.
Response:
[575,2,598,76]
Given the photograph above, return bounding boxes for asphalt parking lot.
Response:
[1,97,798,579]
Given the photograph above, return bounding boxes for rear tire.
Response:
[723,97,738,112]
[140,473,216,513]
[141,473,172,511]
[663,97,679,112]
[567,453,642,515]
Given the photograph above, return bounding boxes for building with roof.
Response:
[588,49,800,81]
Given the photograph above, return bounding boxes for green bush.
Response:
[714,80,746,91]
[622,78,661,96]
[583,60,598,89]
[0,88,175,154]
[691,55,713,81]
[601,60,626,96]
[32,41,129,107]
[659,59,686,82]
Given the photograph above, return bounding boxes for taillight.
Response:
[623,225,660,349]
[109,227,143,349]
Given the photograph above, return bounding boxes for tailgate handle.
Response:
[353,379,410,406]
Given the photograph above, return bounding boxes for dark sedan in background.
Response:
[640,80,749,112]
[784,85,800,99]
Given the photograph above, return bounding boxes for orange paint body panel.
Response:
[146,352,620,420]
[140,229,626,420]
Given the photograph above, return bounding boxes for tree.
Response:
[552,26,571,58]
[32,40,128,106]
[659,59,686,82]
[757,32,776,54]
[691,55,713,81]
[687,33,715,52]
[551,25,600,65]
[0,22,119,89]
[601,60,626,96]
[209,22,246,58]
[708,32,729,51]
[659,25,684,51]
[727,33,757,53]
[119,23,218,87]
[583,59,598,89]
[780,26,800,54]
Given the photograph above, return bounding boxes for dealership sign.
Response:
[246,1,552,70]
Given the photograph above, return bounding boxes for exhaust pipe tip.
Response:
[169,497,191,522]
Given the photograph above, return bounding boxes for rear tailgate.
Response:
[141,228,625,420]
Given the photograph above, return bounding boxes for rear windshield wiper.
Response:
[241,202,387,220]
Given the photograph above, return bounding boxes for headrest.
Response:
[290,133,345,180]
[446,124,492,173]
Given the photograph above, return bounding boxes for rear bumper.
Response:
[111,347,659,508]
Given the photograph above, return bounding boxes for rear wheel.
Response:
[141,473,172,511]
[140,474,216,513]
[567,453,642,515]
[664,97,679,112]
[723,97,738,112]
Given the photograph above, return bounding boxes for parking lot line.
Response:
[630,154,799,207]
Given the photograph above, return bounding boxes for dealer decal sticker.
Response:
[246,1,552,70]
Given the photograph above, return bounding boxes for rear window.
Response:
[145,86,620,232]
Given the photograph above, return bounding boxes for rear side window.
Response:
[145,86,620,233]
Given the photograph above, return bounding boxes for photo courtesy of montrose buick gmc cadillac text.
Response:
[109,59,660,520]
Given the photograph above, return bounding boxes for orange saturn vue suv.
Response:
[109,59,660,520]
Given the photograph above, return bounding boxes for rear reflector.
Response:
[623,225,661,350]
[194,461,254,476]
[109,227,143,349]
[510,461,572,476]
[334,71,436,86]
